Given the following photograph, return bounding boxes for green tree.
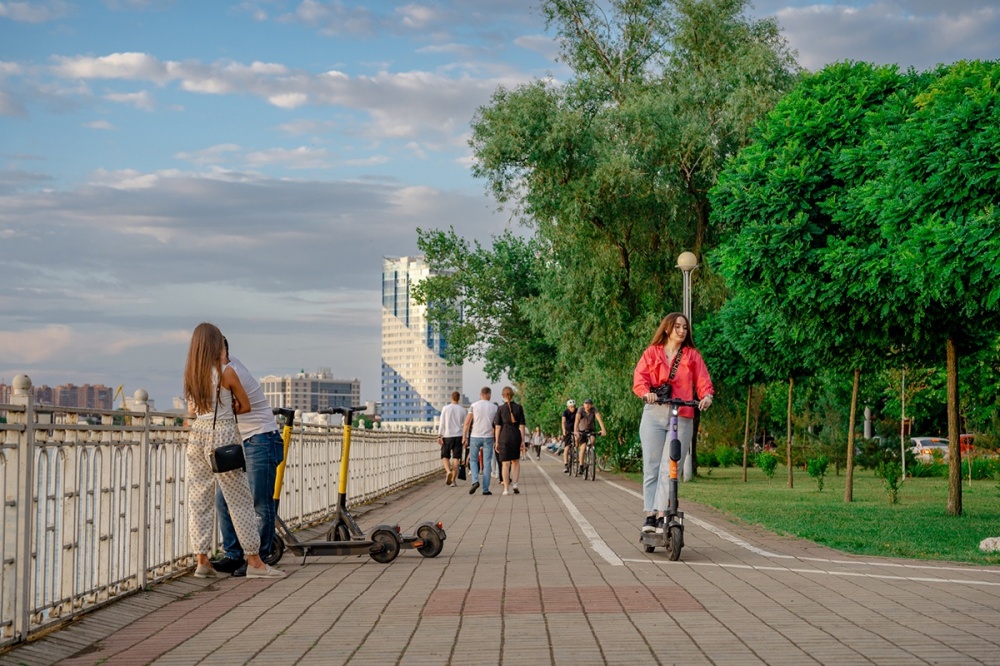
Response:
[423,0,798,447]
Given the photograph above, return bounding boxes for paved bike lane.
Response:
[3,452,999,665]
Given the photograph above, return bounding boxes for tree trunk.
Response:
[844,367,860,503]
[946,338,963,517]
[742,384,752,483]
[787,376,794,489]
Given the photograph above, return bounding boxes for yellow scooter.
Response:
[265,406,445,565]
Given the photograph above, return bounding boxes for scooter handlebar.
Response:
[318,405,368,416]
[654,397,701,408]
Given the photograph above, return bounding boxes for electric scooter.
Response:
[264,406,445,565]
[639,397,700,561]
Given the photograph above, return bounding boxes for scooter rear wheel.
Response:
[416,525,444,558]
[369,529,401,564]
[667,525,683,561]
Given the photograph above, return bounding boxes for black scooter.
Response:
[264,406,445,565]
[639,397,699,561]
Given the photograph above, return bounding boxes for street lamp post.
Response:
[676,251,700,481]
[676,251,700,322]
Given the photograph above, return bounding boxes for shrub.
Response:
[715,445,740,468]
[962,455,999,481]
[876,461,903,504]
[907,460,947,478]
[697,450,719,469]
[807,456,830,492]
[756,451,779,483]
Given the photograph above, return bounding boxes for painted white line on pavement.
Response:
[534,461,623,566]
[615,559,1000,587]
[603,480,790,559]
[606,480,1000,578]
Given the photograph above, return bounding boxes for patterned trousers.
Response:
[186,418,261,556]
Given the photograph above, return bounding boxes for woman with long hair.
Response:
[632,313,714,535]
[492,386,527,495]
[184,322,284,578]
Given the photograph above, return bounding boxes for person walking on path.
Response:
[530,426,544,460]
[632,312,714,535]
[183,323,284,579]
[210,338,286,577]
[493,386,527,496]
[463,387,498,495]
[438,391,466,487]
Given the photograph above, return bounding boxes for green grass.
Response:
[653,466,1000,565]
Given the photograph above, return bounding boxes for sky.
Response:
[2,0,1000,409]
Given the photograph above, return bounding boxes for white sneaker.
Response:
[246,564,286,579]
[512,483,520,494]
[502,489,509,496]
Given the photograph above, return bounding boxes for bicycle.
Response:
[578,430,597,480]
[563,432,577,476]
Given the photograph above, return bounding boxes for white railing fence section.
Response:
[0,375,438,649]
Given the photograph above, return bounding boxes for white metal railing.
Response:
[0,375,439,649]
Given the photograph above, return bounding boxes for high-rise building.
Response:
[260,369,360,412]
[381,256,462,423]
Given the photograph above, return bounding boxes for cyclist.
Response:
[574,398,606,476]
[561,399,579,473]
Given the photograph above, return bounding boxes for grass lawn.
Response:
[651,465,1000,565]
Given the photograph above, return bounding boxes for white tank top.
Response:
[195,372,235,421]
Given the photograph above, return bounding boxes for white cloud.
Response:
[83,119,114,129]
[774,2,1000,71]
[174,144,241,165]
[0,325,74,363]
[105,90,154,110]
[0,0,71,23]
[244,146,329,169]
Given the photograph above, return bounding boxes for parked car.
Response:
[910,437,949,462]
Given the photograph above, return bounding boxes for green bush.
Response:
[961,455,999,481]
[807,456,830,491]
[756,451,779,483]
[697,450,719,469]
[908,460,947,478]
[715,445,740,468]
[876,461,903,504]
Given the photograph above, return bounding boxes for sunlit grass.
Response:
[630,466,1000,565]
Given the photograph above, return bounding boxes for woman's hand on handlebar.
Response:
[643,392,657,404]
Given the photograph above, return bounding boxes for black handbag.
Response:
[209,384,245,473]
[457,461,467,481]
[652,348,683,403]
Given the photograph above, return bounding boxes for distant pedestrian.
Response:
[463,387,498,495]
[531,426,544,460]
[211,338,286,577]
[562,399,579,473]
[438,391,465,487]
[183,323,284,579]
[493,386,527,496]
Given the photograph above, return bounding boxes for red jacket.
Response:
[632,345,714,419]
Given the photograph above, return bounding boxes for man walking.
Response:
[463,387,498,496]
[438,391,465,487]
[212,339,284,577]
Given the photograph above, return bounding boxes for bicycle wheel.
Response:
[597,453,611,473]
[568,446,577,476]
[586,445,596,481]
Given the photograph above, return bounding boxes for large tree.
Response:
[424,0,798,446]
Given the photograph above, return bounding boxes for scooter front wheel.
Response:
[262,534,285,566]
[667,525,683,561]
[326,521,351,542]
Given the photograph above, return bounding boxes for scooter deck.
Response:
[639,511,684,549]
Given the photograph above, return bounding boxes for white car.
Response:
[910,437,949,462]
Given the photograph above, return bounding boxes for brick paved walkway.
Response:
[3,452,1000,665]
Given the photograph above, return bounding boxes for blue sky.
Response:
[2,0,1000,408]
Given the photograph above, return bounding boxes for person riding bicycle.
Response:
[561,399,578,473]
[573,399,606,476]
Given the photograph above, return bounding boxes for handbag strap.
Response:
[667,347,683,382]
[212,383,220,429]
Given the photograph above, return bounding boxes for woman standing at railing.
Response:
[183,323,284,579]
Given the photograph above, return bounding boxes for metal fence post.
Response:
[11,375,34,643]
[135,390,150,589]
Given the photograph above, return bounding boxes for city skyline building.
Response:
[260,369,361,412]
[381,255,462,423]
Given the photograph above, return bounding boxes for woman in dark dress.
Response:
[493,386,527,496]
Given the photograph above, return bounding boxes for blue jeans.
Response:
[639,405,693,512]
[468,436,494,492]
[216,429,284,559]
